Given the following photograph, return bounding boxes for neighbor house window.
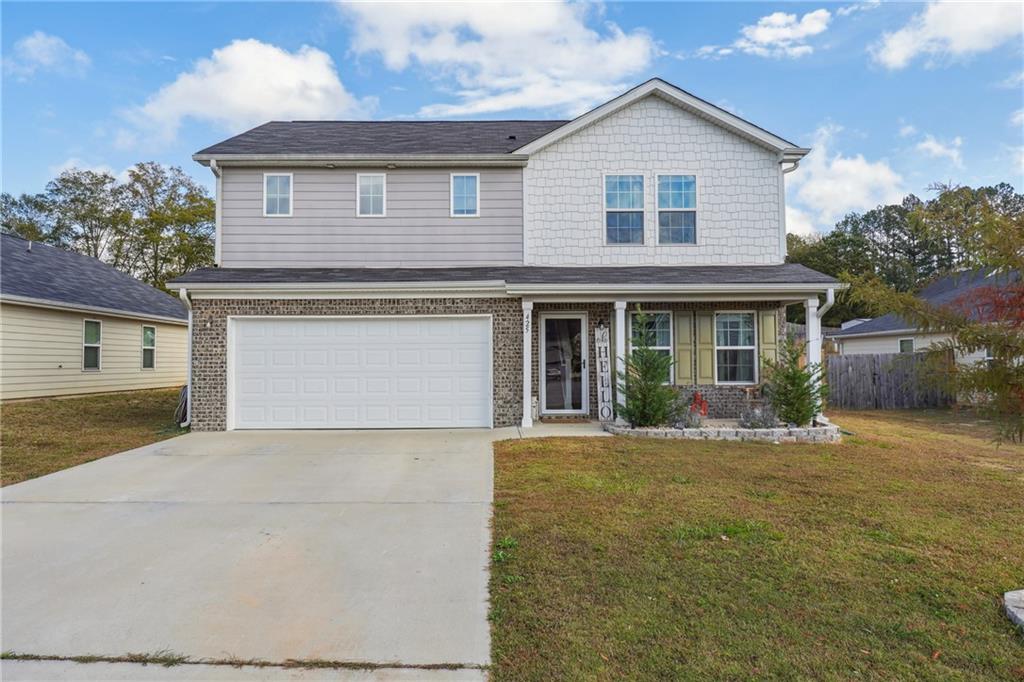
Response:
[630,311,673,383]
[357,173,386,217]
[715,312,756,384]
[142,326,156,370]
[83,319,101,371]
[451,173,479,216]
[657,174,696,244]
[898,338,915,353]
[263,173,292,216]
[605,174,644,244]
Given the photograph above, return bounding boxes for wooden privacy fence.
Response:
[826,352,955,410]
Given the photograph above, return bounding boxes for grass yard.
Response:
[1,388,185,486]
[491,411,1024,681]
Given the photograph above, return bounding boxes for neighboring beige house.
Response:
[1,233,188,400]
[828,269,1018,363]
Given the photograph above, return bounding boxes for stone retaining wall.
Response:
[603,422,841,443]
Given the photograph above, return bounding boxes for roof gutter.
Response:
[192,153,529,168]
[0,293,188,325]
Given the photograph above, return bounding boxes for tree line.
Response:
[1,162,214,291]
[786,182,1023,326]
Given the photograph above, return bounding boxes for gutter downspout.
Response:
[210,159,222,266]
[812,286,835,425]
[817,286,835,319]
[778,154,801,259]
[178,287,192,428]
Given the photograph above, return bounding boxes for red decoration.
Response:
[690,391,709,417]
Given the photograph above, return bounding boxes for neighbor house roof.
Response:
[193,78,807,162]
[169,262,839,288]
[829,269,1021,338]
[1,233,188,323]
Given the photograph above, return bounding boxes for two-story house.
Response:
[168,79,838,431]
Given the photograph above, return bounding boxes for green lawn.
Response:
[1,388,185,486]
[490,410,1024,680]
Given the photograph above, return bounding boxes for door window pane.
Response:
[544,318,584,411]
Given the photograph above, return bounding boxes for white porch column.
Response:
[521,300,534,429]
[614,300,627,422]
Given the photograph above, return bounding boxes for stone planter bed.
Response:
[603,421,841,443]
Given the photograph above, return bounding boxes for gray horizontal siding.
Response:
[220,168,524,267]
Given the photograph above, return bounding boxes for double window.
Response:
[263,173,292,216]
[630,311,673,383]
[715,312,756,384]
[657,174,696,244]
[357,173,386,217]
[451,173,479,217]
[605,175,644,244]
[83,320,101,371]
[142,326,156,370]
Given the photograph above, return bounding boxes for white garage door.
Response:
[230,316,492,429]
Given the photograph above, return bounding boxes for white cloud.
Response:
[998,70,1024,88]
[1012,109,1024,127]
[837,1,880,18]
[48,158,131,184]
[119,39,373,147]
[898,123,917,138]
[787,124,906,231]
[915,134,963,167]
[337,1,657,117]
[785,205,818,236]
[872,1,1024,70]
[3,31,90,80]
[698,9,831,59]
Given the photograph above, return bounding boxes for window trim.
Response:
[628,310,674,385]
[655,172,698,246]
[713,310,758,386]
[262,172,294,218]
[450,173,480,218]
[898,337,915,354]
[603,172,646,246]
[355,172,387,218]
[141,325,156,371]
[83,318,102,372]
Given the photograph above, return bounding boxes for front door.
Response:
[540,313,588,415]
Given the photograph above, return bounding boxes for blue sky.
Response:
[3,1,1022,234]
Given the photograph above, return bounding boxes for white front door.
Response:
[229,316,492,429]
[539,313,589,415]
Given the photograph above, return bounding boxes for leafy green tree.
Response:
[45,170,133,266]
[0,192,55,242]
[616,312,680,427]
[849,185,1024,442]
[122,162,215,290]
[763,336,827,427]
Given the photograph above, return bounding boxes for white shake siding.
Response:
[219,167,524,267]
[523,95,785,266]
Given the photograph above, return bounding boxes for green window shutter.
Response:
[695,311,715,385]
[758,309,779,378]
[675,311,695,384]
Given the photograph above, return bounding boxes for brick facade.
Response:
[188,297,785,430]
[188,297,522,431]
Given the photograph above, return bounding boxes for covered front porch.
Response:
[517,288,835,429]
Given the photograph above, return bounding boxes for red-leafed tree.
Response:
[848,183,1024,442]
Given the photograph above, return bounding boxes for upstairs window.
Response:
[357,173,386,217]
[715,312,756,384]
[605,175,644,244]
[451,174,479,217]
[142,326,156,370]
[630,311,673,383]
[264,173,292,216]
[83,320,101,371]
[898,338,915,353]
[658,174,696,244]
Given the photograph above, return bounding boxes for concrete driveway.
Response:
[1,428,514,680]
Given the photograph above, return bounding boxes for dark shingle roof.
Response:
[829,269,1021,337]
[195,120,569,157]
[1,233,187,321]
[170,263,837,286]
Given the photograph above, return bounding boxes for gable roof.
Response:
[515,78,807,157]
[194,120,566,160]
[192,78,807,162]
[0,233,187,323]
[829,269,1021,338]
